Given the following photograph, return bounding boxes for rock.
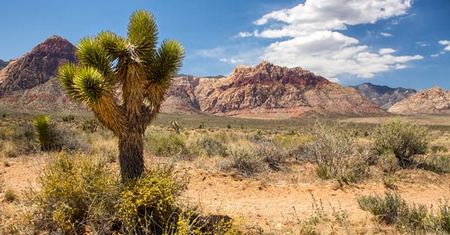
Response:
[163,62,384,118]
[388,87,450,115]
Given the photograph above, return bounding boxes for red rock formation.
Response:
[0,36,76,96]
[388,87,450,115]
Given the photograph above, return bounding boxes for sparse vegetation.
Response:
[306,121,370,184]
[30,153,236,234]
[358,192,450,233]
[145,131,191,158]
[197,136,228,157]
[373,120,429,167]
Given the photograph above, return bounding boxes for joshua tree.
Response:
[58,10,184,181]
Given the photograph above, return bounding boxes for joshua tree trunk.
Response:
[119,131,145,181]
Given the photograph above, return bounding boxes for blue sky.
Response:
[0,0,449,89]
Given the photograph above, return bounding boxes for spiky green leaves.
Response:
[97,31,127,58]
[77,37,113,77]
[128,10,158,62]
[59,65,108,104]
[73,67,106,104]
[149,40,184,83]
[58,63,78,98]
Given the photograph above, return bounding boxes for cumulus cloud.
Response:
[263,31,422,78]
[439,40,450,51]
[250,0,422,78]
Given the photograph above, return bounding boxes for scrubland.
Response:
[0,110,449,234]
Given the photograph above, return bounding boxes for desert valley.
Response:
[1,0,450,234]
[0,34,449,234]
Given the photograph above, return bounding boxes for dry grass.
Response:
[0,112,449,233]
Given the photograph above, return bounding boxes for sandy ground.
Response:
[2,154,449,234]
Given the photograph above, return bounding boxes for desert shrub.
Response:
[358,192,450,233]
[415,155,450,174]
[4,188,17,202]
[223,142,288,176]
[430,145,448,154]
[306,122,369,184]
[225,147,264,176]
[0,141,19,158]
[61,115,75,122]
[197,136,227,157]
[81,119,99,133]
[30,153,236,234]
[437,201,450,233]
[257,141,288,171]
[116,167,184,234]
[145,132,191,158]
[31,153,118,234]
[358,191,407,224]
[378,153,400,175]
[373,120,429,167]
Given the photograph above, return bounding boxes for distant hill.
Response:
[0,59,8,70]
[388,87,450,115]
[0,36,76,96]
[0,36,77,110]
[351,83,416,109]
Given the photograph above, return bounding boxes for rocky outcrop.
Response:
[352,83,416,109]
[162,62,384,118]
[388,87,450,115]
[0,36,76,96]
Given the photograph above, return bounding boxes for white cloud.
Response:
[379,48,397,54]
[380,32,393,37]
[262,31,422,78]
[250,0,422,78]
[236,32,253,38]
[439,40,450,51]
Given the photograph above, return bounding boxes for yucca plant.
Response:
[58,10,184,181]
[33,115,53,151]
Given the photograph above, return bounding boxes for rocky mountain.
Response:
[0,59,8,70]
[0,36,76,96]
[351,83,416,109]
[162,62,384,118]
[0,36,385,118]
[388,87,450,115]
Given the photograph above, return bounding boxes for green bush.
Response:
[145,132,191,158]
[197,136,227,157]
[358,192,450,233]
[116,167,184,234]
[416,155,450,174]
[373,120,429,167]
[307,122,369,184]
[33,115,55,151]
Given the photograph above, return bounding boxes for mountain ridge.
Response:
[1,35,446,118]
[351,82,416,110]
